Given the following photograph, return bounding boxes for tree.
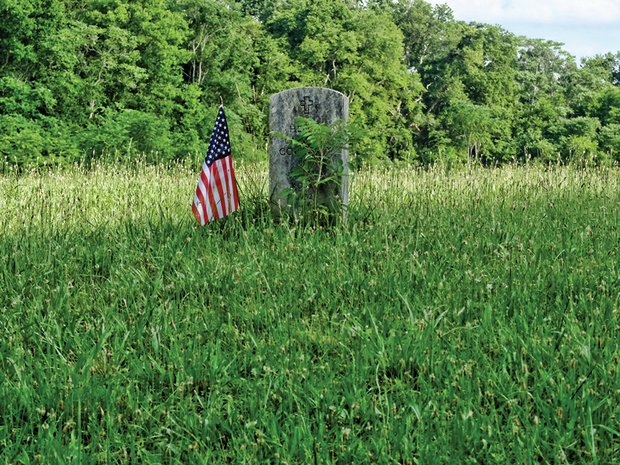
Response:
[443,100,491,162]
[513,38,577,161]
[265,0,424,163]
[0,0,618,168]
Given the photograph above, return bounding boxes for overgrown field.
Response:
[1,164,619,464]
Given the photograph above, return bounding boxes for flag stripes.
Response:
[193,156,238,225]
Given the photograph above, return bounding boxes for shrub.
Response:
[80,110,174,162]
[0,115,80,169]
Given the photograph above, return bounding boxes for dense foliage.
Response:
[1,0,619,167]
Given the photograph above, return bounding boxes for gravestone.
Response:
[269,87,349,218]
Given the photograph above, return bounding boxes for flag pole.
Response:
[220,96,224,107]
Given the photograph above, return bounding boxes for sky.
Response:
[427,0,620,61]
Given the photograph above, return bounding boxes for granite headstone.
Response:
[269,87,349,217]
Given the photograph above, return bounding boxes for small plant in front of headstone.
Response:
[277,116,362,225]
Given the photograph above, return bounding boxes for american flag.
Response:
[192,106,239,225]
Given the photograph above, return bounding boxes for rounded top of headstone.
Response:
[270,87,347,104]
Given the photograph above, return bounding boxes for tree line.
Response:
[1,0,619,168]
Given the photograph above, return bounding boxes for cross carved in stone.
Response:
[299,96,319,116]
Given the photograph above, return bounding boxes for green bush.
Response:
[0,77,55,117]
[80,110,174,162]
[599,123,620,161]
[0,115,80,169]
[565,135,604,166]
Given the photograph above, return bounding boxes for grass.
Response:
[0,162,619,464]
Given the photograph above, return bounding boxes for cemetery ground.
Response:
[1,162,619,464]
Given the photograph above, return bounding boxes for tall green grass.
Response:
[1,163,619,464]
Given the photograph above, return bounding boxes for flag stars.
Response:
[203,111,232,167]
